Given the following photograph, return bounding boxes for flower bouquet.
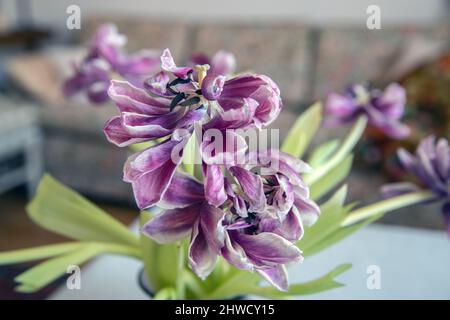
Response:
[0,25,448,300]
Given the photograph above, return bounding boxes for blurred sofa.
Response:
[6,15,450,206]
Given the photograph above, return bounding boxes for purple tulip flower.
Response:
[189,50,237,77]
[381,136,450,235]
[325,83,410,139]
[105,49,283,209]
[63,24,160,104]
[142,150,320,291]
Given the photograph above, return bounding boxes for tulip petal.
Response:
[199,203,225,252]
[141,204,200,243]
[381,182,421,198]
[375,83,406,120]
[108,80,169,114]
[159,173,205,209]
[211,50,236,76]
[442,202,450,238]
[233,231,303,267]
[294,194,321,227]
[325,93,358,118]
[189,220,218,280]
[104,116,151,147]
[257,265,289,292]
[203,164,227,206]
[123,136,187,209]
[221,232,254,270]
[161,48,193,79]
[230,166,266,212]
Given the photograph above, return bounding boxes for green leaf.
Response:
[205,270,260,299]
[305,212,382,256]
[252,263,352,299]
[281,102,322,158]
[0,242,83,265]
[14,243,103,293]
[140,209,181,292]
[297,185,348,256]
[308,139,340,168]
[206,263,352,299]
[153,287,177,300]
[310,155,353,201]
[304,115,367,186]
[27,175,138,247]
[12,242,140,293]
[181,132,199,177]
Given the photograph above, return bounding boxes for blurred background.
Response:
[0,0,449,299]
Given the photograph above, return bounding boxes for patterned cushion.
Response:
[191,23,314,106]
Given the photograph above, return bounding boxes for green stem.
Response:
[176,241,186,299]
[305,116,367,186]
[341,190,436,227]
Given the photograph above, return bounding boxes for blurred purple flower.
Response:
[189,50,237,76]
[63,24,160,104]
[142,150,320,291]
[381,136,450,235]
[325,83,410,139]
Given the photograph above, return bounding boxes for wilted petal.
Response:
[374,83,406,120]
[189,220,218,280]
[417,138,447,192]
[87,81,110,103]
[325,93,358,118]
[129,161,180,209]
[108,80,169,114]
[204,98,257,130]
[233,231,302,267]
[218,74,282,128]
[230,166,266,212]
[201,73,226,100]
[159,173,204,209]
[293,194,321,226]
[123,139,177,182]
[92,24,125,65]
[144,71,172,97]
[210,50,236,76]
[121,111,180,136]
[104,116,152,147]
[203,164,227,206]
[442,202,450,238]
[123,136,187,209]
[257,265,289,292]
[141,204,200,243]
[224,181,248,217]
[365,105,410,139]
[199,203,225,251]
[381,182,421,198]
[436,138,450,181]
[161,48,193,79]
[275,208,304,241]
[114,49,160,78]
[221,232,254,270]
[397,148,417,173]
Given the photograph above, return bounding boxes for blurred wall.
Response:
[2,0,449,31]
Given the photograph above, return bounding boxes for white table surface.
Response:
[49,223,450,300]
